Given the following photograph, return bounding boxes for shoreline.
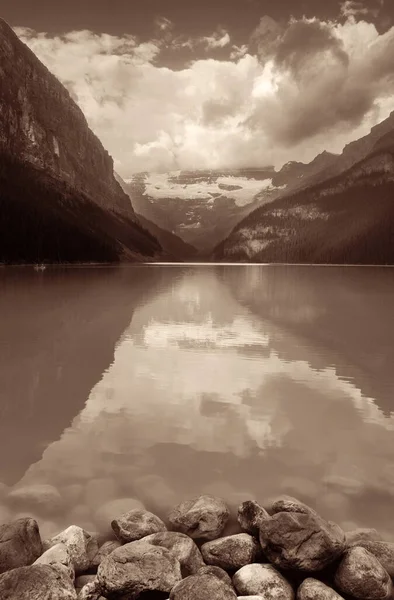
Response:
[0,494,392,599]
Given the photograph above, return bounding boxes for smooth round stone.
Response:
[111,508,166,542]
[168,495,230,540]
[0,564,77,599]
[335,546,393,599]
[201,533,262,570]
[233,564,295,599]
[43,525,96,575]
[90,540,122,569]
[0,518,42,574]
[269,496,318,516]
[297,578,345,599]
[97,541,182,597]
[34,542,74,580]
[347,540,394,578]
[197,565,232,586]
[143,531,205,576]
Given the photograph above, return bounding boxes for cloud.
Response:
[340,1,378,19]
[13,13,394,176]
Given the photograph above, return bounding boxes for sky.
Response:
[3,0,394,176]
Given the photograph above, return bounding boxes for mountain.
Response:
[212,125,394,264]
[120,168,286,254]
[0,19,163,264]
[272,151,339,189]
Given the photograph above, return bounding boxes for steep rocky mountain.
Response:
[212,139,394,264]
[272,151,339,190]
[0,19,163,264]
[120,167,286,254]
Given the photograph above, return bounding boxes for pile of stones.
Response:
[0,494,393,599]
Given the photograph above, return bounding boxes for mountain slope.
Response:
[212,143,394,264]
[0,19,162,264]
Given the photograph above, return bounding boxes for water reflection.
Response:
[1,266,394,539]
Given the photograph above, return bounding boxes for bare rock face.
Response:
[111,509,167,543]
[168,495,230,540]
[297,578,345,599]
[237,500,270,535]
[169,574,237,600]
[347,541,394,578]
[34,542,75,580]
[259,511,346,571]
[0,564,77,599]
[334,546,393,600]
[233,563,295,599]
[201,533,262,570]
[43,526,97,575]
[7,484,63,515]
[142,531,205,576]
[97,540,182,598]
[0,517,42,574]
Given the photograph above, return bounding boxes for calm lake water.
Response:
[1,264,394,539]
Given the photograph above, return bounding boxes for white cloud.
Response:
[340,1,378,19]
[14,15,394,176]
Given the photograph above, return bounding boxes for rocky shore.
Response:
[0,493,393,599]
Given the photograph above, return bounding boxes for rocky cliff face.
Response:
[0,19,134,217]
[0,19,164,264]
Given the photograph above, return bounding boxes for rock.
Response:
[237,500,270,535]
[7,484,63,515]
[259,511,346,571]
[335,546,393,599]
[346,529,381,546]
[237,597,264,600]
[0,564,77,599]
[269,496,317,516]
[94,498,144,532]
[34,542,75,580]
[97,540,182,598]
[0,517,42,574]
[233,564,294,599]
[349,541,394,578]
[77,579,102,600]
[75,575,98,591]
[170,574,237,600]
[143,531,205,576]
[111,508,166,542]
[297,578,345,599]
[44,525,96,574]
[197,565,233,586]
[90,539,122,569]
[201,533,262,570]
[168,495,230,540]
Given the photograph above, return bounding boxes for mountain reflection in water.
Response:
[1,265,394,538]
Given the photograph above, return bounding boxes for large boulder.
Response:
[143,531,205,576]
[334,546,393,599]
[297,578,345,599]
[111,508,166,542]
[347,541,394,578]
[233,563,294,599]
[7,484,63,515]
[201,533,262,570]
[93,498,144,532]
[34,542,75,580]
[168,495,230,540]
[259,511,346,571]
[97,540,182,598]
[169,574,237,600]
[77,579,102,600]
[237,500,270,535]
[43,526,98,574]
[0,564,77,599]
[0,517,42,574]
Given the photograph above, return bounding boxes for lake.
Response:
[1,264,394,540]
